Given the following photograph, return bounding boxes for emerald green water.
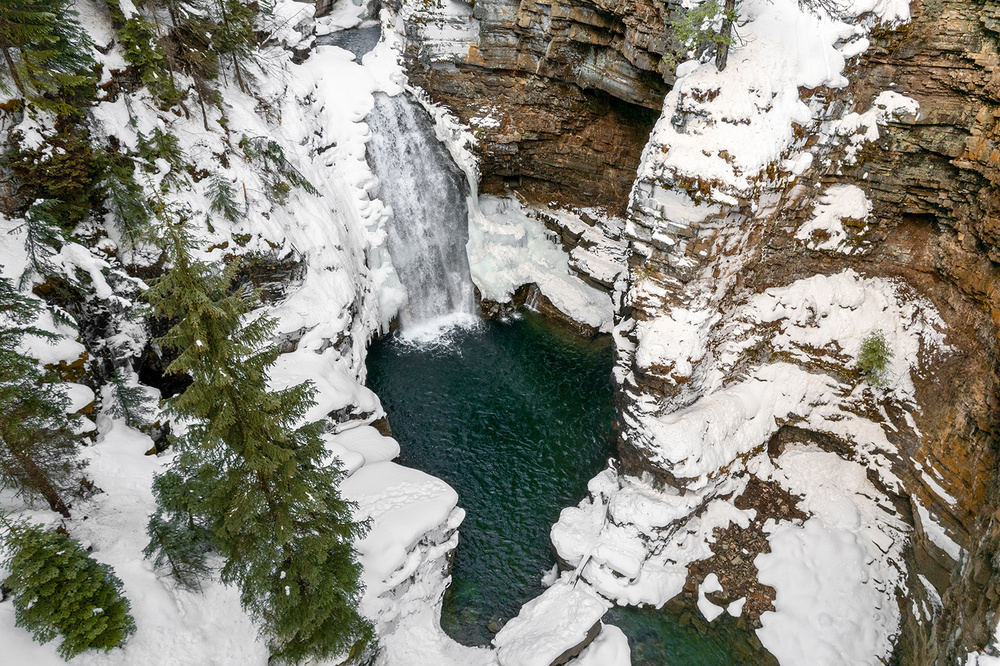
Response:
[366,314,772,664]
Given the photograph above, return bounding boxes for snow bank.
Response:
[551,467,753,608]
[493,576,609,666]
[1,420,270,666]
[631,269,950,485]
[332,424,401,464]
[756,448,908,666]
[638,0,883,196]
[749,269,950,402]
[794,184,871,252]
[342,462,460,592]
[572,623,632,666]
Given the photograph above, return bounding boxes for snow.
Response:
[0,216,88,366]
[634,0,914,220]
[637,362,841,483]
[794,184,871,252]
[823,91,920,163]
[573,623,632,666]
[697,574,726,621]
[492,576,609,666]
[919,467,959,507]
[913,500,962,561]
[64,383,96,413]
[341,462,460,592]
[634,307,717,381]
[637,0,876,197]
[332,424,401,464]
[1,419,272,666]
[966,622,1000,666]
[469,195,615,333]
[727,597,746,617]
[749,269,949,402]
[756,448,908,666]
[0,0,946,663]
[551,466,754,608]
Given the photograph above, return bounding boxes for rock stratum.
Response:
[387,0,1000,660]
[382,0,679,211]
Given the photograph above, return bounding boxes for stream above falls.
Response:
[366,313,772,664]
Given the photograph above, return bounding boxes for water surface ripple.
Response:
[367,314,769,664]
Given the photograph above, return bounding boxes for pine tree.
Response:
[1,516,136,659]
[0,0,97,112]
[211,0,257,93]
[0,274,80,517]
[858,329,894,387]
[144,467,213,590]
[207,174,242,222]
[144,216,373,662]
[16,198,64,287]
[671,0,738,70]
[105,367,157,429]
[137,126,187,192]
[103,0,182,105]
[97,147,152,251]
[6,119,99,228]
[240,135,319,204]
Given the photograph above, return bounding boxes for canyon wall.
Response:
[618,0,1000,658]
[388,0,1000,659]
[383,0,679,212]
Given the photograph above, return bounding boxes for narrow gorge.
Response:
[0,0,999,663]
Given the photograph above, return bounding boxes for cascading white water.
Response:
[365,93,477,331]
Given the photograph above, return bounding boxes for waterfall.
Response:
[365,93,477,332]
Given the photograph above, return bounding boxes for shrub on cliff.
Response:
[858,329,894,387]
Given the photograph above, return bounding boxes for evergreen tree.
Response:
[105,367,157,429]
[16,198,64,287]
[1,516,136,659]
[144,466,214,590]
[211,0,257,93]
[858,329,894,387]
[137,126,187,192]
[240,135,319,204]
[206,173,242,222]
[0,0,96,112]
[103,0,182,105]
[144,216,373,662]
[671,0,738,70]
[6,119,99,228]
[97,147,152,251]
[0,274,79,517]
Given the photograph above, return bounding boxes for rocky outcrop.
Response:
[391,0,1000,657]
[613,0,1000,661]
[386,0,680,211]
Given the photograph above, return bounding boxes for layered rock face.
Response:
[389,0,1000,658]
[615,0,1000,661]
[384,0,678,211]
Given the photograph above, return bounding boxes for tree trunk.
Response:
[232,55,247,95]
[13,453,71,517]
[0,43,26,97]
[217,0,248,94]
[715,0,737,71]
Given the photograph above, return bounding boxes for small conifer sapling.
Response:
[1,516,136,659]
[858,329,894,387]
